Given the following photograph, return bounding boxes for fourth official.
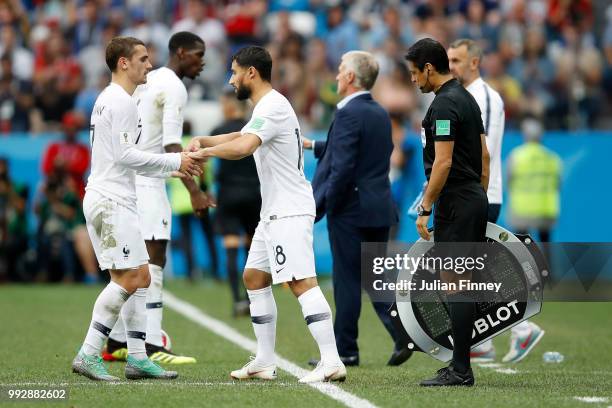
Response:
[405,38,490,387]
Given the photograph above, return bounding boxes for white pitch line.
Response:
[493,368,519,375]
[574,397,609,403]
[163,290,378,408]
[476,363,519,375]
[477,363,502,369]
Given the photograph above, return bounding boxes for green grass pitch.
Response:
[0,281,610,408]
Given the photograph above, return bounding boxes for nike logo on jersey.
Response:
[275,268,285,274]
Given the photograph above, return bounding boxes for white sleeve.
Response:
[241,106,277,144]
[161,86,186,147]
[111,102,181,176]
[485,98,504,157]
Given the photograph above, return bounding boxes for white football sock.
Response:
[298,286,341,366]
[146,264,164,347]
[512,320,533,338]
[82,281,130,356]
[247,286,277,366]
[109,316,126,343]
[121,287,148,360]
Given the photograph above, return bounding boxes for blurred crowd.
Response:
[0,0,611,135]
[0,0,610,283]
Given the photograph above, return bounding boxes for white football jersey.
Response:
[466,77,505,205]
[86,82,181,207]
[240,89,315,220]
[134,67,187,187]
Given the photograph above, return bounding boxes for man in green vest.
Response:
[507,118,562,243]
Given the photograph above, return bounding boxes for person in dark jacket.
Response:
[304,50,411,367]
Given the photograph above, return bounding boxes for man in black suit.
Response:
[303,51,412,367]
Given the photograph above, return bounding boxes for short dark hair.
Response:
[168,31,205,54]
[232,46,272,82]
[105,36,145,72]
[405,38,450,74]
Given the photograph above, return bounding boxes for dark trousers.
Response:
[327,215,397,357]
[488,203,501,223]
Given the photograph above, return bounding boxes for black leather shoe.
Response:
[387,346,413,366]
[308,355,359,367]
[420,366,475,387]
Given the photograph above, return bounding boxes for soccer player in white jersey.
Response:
[71,36,202,381]
[188,46,346,383]
[103,32,209,365]
[448,39,545,364]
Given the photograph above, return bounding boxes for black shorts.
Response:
[433,181,488,243]
[215,188,261,236]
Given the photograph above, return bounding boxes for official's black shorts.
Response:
[215,188,261,237]
[433,181,488,243]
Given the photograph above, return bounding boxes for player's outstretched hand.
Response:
[170,171,189,179]
[188,149,209,161]
[179,152,203,177]
[185,137,201,153]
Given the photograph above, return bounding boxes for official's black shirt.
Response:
[422,79,485,185]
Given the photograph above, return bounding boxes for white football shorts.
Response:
[245,215,316,284]
[83,190,149,270]
[135,183,172,241]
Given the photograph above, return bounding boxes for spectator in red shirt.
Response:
[41,112,89,199]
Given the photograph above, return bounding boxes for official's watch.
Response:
[417,204,432,216]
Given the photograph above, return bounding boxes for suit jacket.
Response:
[311,93,398,227]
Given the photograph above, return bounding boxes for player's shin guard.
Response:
[82,281,130,356]
[448,291,475,374]
[122,287,148,360]
[247,286,277,366]
[146,264,164,347]
[298,286,341,366]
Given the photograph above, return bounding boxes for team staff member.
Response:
[405,38,489,387]
[303,51,410,367]
[448,39,545,364]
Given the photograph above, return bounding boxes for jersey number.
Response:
[295,128,304,175]
[275,245,286,266]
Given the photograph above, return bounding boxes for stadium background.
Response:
[0,2,611,407]
[0,0,611,280]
